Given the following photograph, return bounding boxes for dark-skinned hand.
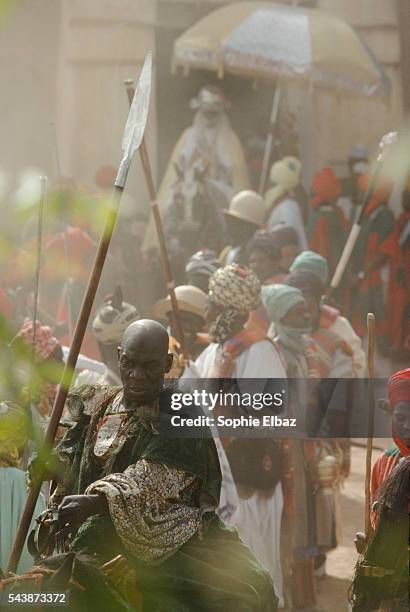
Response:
[57,494,108,538]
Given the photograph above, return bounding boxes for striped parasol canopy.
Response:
[173,1,389,98]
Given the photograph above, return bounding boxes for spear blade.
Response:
[115,52,152,188]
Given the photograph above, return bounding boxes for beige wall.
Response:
[0,0,158,217]
[55,0,157,215]
[0,0,61,183]
[313,0,403,174]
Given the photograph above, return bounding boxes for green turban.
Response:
[289,250,329,285]
[261,284,310,354]
[261,284,305,323]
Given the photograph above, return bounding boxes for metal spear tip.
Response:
[377,131,398,161]
[115,52,153,189]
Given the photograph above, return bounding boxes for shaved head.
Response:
[121,319,169,356]
[119,319,172,406]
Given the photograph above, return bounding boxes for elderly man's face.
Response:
[393,402,410,446]
[118,322,172,406]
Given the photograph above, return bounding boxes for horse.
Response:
[162,158,230,284]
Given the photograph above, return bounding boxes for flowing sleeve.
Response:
[85,458,202,564]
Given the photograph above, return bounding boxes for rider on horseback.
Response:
[25,319,278,611]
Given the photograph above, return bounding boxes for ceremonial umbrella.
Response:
[172,1,390,190]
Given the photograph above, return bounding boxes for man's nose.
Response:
[129,367,143,379]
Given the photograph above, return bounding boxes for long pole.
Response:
[258,82,281,195]
[330,132,397,290]
[124,80,189,361]
[364,312,376,538]
[31,176,47,351]
[330,163,383,290]
[50,121,73,342]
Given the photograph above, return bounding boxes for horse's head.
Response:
[173,158,210,222]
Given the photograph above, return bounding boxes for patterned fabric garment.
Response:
[16,318,60,361]
[55,384,222,560]
[208,264,261,344]
[87,459,201,564]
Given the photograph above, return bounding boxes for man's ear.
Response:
[165,352,173,374]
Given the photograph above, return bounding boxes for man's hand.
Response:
[57,494,108,537]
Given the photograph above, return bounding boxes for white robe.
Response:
[0,467,45,573]
[267,197,308,250]
[190,339,286,606]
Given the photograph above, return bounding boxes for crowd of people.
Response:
[0,84,409,611]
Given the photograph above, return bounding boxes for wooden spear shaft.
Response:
[364,312,376,538]
[124,80,189,362]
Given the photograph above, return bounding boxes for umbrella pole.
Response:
[258,82,281,195]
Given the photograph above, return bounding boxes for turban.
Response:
[266,157,302,215]
[17,318,59,361]
[248,229,281,260]
[209,264,261,313]
[289,250,329,285]
[248,225,299,259]
[388,368,410,408]
[286,270,324,303]
[261,284,304,324]
[208,264,261,344]
[268,224,299,247]
[270,157,301,190]
[311,167,341,209]
[185,250,220,278]
[261,284,310,354]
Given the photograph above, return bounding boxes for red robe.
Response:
[380,211,410,350]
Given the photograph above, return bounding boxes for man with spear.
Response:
[3,54,278,610]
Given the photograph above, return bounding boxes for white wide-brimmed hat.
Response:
[152,285,207,321]
[223,190,265,227]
